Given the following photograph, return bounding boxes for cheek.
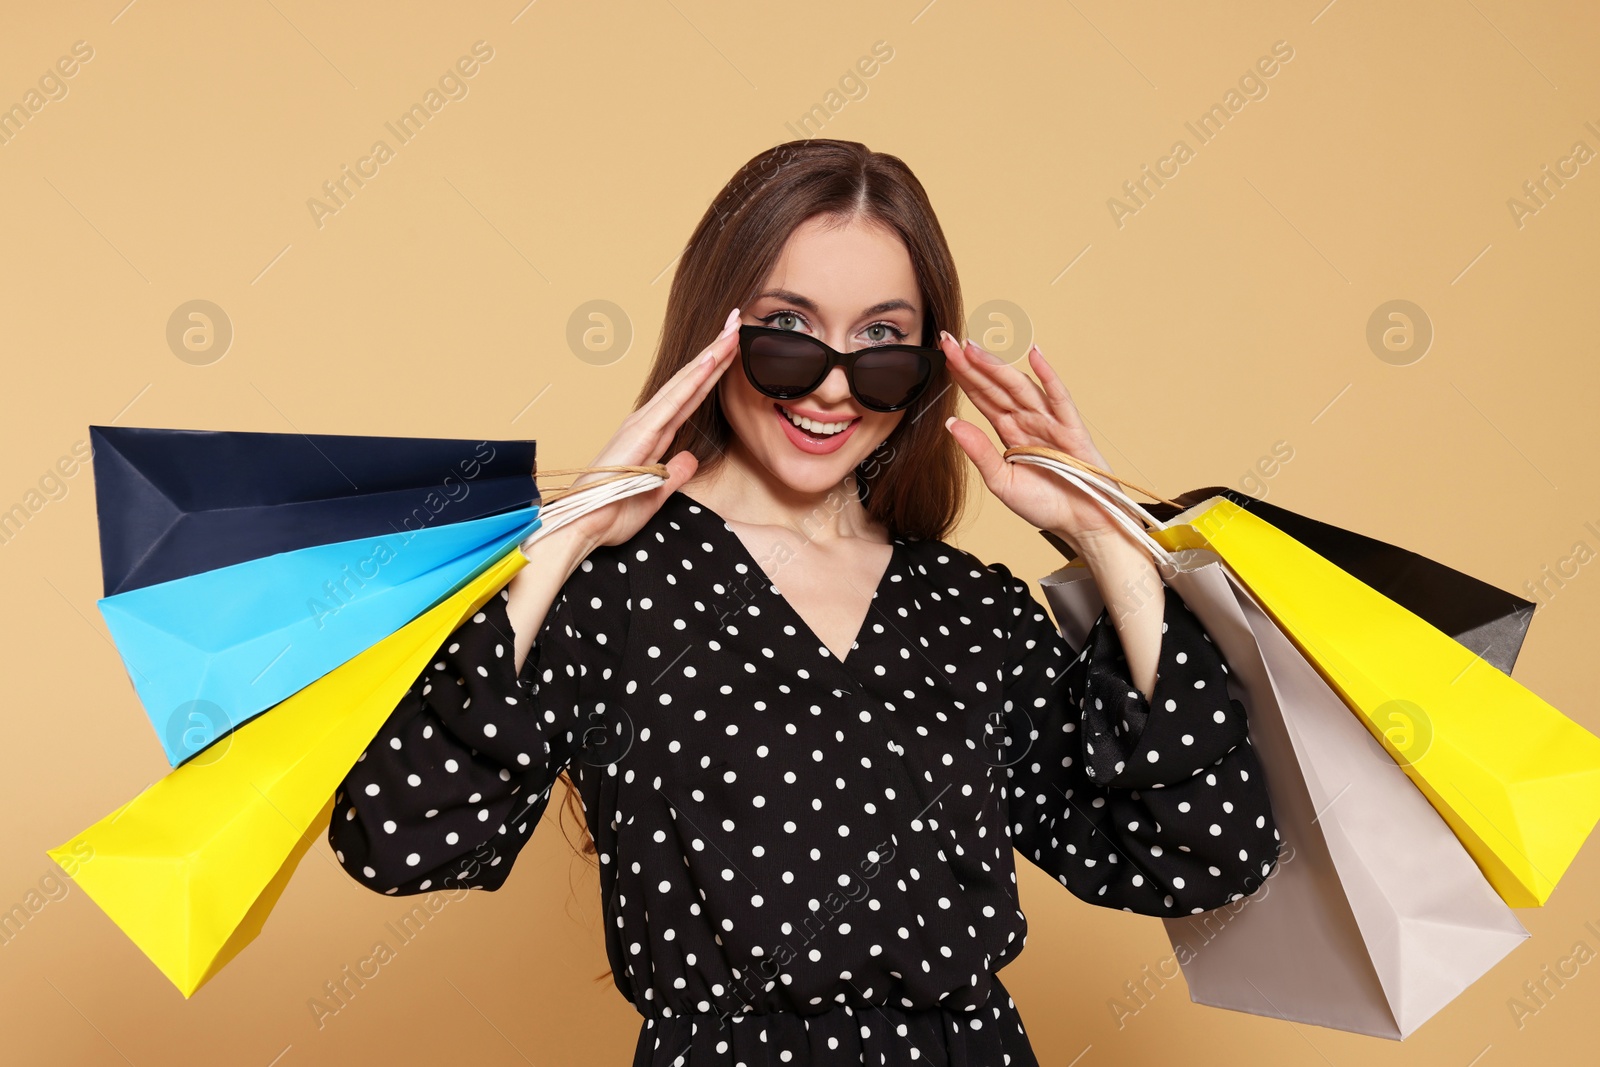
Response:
[719,371,787,450]
[848,412,903,462]
[720,369,766,426]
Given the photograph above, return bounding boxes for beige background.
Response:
[2,1,1597,1064]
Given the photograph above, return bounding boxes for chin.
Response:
[765,453,870,496]
[750,419,886,496]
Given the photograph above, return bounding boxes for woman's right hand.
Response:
[502,306,741,668]
[554,306,744,554]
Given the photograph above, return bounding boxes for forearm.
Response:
[504,524,598,674]
[1057,525,1165,701]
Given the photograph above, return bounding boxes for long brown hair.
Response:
[554,139,969,973]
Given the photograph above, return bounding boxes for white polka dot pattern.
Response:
[330,553,625,896]
[995,561,1281,917]
[330,490,1281,1066]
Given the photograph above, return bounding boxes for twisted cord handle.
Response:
[534,463,672,503]
[1000,445,1183,509]
[518,462,672,556]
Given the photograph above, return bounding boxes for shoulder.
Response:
[899,535,1061,652]
[899,535,1028,608]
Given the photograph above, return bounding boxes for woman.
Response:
[330,139,1281,1066]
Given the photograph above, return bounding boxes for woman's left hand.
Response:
[939,331,1127,552]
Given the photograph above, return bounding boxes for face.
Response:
[719,213,925,499]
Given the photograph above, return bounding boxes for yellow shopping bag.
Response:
[1149,498,1600,908]
[46,544,529,998]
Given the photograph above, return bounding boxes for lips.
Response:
[772,402,860,455]
[777,404,856,436]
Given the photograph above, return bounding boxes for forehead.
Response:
[761,215,919,314]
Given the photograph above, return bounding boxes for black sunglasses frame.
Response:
[736,322,947,414]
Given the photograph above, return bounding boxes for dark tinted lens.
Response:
[746,332,828,397]
[851,349,933,410]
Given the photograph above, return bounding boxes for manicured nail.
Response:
[720,307,741,337]
[944,416,957,431]
[939,329,956,348]
[967,339,1003,364]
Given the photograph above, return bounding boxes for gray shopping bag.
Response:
[1040,538,1529,1040]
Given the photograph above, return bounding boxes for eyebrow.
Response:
[753,288,917,319]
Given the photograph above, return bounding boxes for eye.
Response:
[763,311,806,332]
[758,311,909,345]
[863,321,908,344]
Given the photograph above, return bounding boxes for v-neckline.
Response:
[671,489,902,668]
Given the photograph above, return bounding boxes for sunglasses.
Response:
[737,323,946,413]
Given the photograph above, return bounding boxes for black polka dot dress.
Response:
[330,489,1281,1066]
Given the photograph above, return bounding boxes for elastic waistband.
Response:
[631,981,1038,1067]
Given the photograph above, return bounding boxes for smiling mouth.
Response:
[776,403,858,437]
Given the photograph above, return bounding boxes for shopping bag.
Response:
[1043,487,1536,676]
[1009,445,1600,908]
[99,503,542,765]
[89,425,538,596]
[53,438,668,998]
[90,426,543,763]
[1183,502,1599,907]
[51,446,670,998]
[1040,536,1528,1039]
[1106,486,1534,675]
[48,544,530,998]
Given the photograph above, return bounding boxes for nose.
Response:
[809,364,854,406]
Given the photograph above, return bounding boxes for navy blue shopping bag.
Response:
[89,425,537,596]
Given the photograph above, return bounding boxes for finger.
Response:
[965,339,1108,467]
[1028,344,1091,436]
[637,317,738,425]
[955,337,1112,478]
[635,308,739,413]
[634,314,741,438]
[587,319,739,479]
[1027,344,1112,468]
[647,449,701,503]
[941,334,1033,430]
[939,331,1015,423]
[583,449,700,546]
[939,331,1001,406]
[960,337,1049,416]
[944,414,1008,496]
[647,331,742,456]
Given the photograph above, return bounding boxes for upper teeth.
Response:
[781,407,851,435]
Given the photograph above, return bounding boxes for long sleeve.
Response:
[994,564,1282,916]
[328,544,631,896]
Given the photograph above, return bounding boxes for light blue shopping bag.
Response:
[98,505,541,765]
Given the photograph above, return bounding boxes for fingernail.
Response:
[719,307,741,338]
[939,329,955,348]
[943,416,957,431]
[967,339,1003,364]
